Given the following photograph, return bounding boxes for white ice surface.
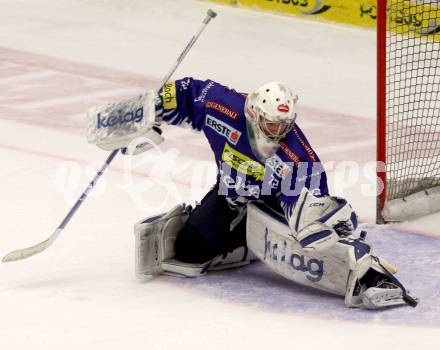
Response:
[0,0,439,349]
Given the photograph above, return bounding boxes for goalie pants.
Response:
[174,184,282,263]
[174,185,248,263]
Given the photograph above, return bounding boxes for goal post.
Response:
[377,0,440,222]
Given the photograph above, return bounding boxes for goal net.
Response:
[377,0,440,222]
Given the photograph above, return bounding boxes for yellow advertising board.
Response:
[206,0,440,42]
[387,1,440,42]
[207,0,377,28]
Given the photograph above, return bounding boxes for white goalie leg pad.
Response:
[288,188,358,252]
[247,202,351,297]
[135,204,256,279]
[247,202,409,308]
[134,204,189,279]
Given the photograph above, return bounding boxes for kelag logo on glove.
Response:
[97,107,144,129]
[87,91,156,152]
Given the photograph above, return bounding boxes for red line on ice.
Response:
[0,47,375,165]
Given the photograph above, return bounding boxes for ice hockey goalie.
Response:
[89,77,418,309]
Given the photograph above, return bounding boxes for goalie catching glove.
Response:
[288,189,358,252]
[87,91,164,154]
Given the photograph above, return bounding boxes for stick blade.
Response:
[2,239,52,262]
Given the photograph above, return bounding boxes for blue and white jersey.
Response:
[158,77,329,223]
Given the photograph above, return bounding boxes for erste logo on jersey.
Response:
[221,144,265,181]
[206,115,241,145]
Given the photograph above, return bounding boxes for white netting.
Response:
[386,0,440,202]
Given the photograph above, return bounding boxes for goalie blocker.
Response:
[86,91,164,154]
[134,201,418,309]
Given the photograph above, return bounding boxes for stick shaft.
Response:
[62,9,217,228]
[59,149,119,229]
[159,10,217,88]
[3,9,217,262]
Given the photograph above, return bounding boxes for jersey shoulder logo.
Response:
[221,143,265,181]
[194,81,214,103]
[205,115,241,145]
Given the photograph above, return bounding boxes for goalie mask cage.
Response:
[377,0,440,222]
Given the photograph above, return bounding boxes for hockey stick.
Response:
[2,9,217,263]
[2,149,119,262]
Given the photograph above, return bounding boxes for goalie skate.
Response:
[362,282,419,309]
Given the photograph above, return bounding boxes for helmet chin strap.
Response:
[246,119,280,161]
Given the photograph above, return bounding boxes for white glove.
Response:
[289,189,358,252]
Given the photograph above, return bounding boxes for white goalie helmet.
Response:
[244,82,298,159]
